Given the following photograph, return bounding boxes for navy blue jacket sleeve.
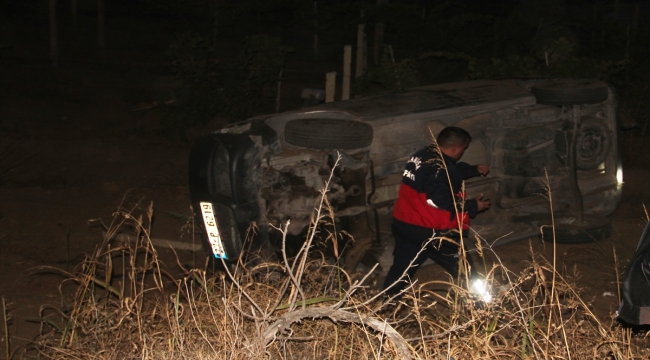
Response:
[423,165,457,214]
[424,163,480,219]
[456,162,481,179]
[456,162,481,217]
[465,199,479,218]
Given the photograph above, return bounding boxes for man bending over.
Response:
[383,126,491,297]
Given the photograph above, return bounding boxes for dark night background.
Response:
[1,0,650,353]
[3,0,650,126]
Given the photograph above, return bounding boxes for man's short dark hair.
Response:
[437,126,472,148]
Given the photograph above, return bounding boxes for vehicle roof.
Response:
[301,79,535,120]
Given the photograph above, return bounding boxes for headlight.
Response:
[470,278,492,303]
[616,165,624,185]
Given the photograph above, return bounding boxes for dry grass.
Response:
[27,215,649,359]
[23,162,650,360]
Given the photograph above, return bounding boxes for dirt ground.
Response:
[2,37,650,360]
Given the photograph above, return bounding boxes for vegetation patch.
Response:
[28,165,650,359]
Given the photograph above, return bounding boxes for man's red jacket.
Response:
[393,146,481,231]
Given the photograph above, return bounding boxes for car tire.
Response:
[284,119,373,149]
[555,118,612,170]
[541,215,612,244]
[575,118,612,170]
[343,235,374,274]
[532,79,609,106]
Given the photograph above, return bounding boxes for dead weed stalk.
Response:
[30,159,649,359]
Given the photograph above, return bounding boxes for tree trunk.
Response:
[49,0,58,68]
[355,24,365,78]
[313,1,318,72]
[71,0,77,26]
[373,0,387,64]
[97,0,105,48]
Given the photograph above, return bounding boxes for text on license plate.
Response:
[199,202,227,259]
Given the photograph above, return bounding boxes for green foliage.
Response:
[418,51,477,82]
[164,32,292,139]
[470,35,626,81]
[155,0,643,138]
[166,210,194,223]
[352,47,419,96]
[164,31,223,138]
[473,55,539,79]
[225,35,293,120]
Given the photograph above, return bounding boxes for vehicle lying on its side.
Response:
[188,79,623,270]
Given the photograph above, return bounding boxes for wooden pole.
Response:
[71,0,77,26]
[97,0,105,48]
[626,25,630,80]
[213,0,219,41]
[325,71,337,103]
[355,24,365,78]
[313,1,319,72]
[275,69,283,113]
[49,0,58,68]
[373,0,387,64]
[388,45,401,90]
[342,45,352,100]
[373,22,384,64]
[591,2,597,48]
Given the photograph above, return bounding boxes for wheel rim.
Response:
[579,121,610,168]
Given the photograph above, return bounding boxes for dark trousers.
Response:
[382,219,474,297]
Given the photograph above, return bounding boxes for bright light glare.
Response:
[470,279,493,303]
[616,166,624,185]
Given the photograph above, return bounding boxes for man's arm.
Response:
[456,162,480,179]
[424,167,474,215]
[466,194,491,218]
[465,198,479,218]
[428,181,482,218]
[456,162,490,179]
[424,170,455,212]
[425,166,490,218]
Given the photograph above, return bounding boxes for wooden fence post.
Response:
[342,45,352,100]
[275,69,283,113]
[355,24,365,78]
[325,72,337,103]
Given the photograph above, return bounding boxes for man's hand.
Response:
[477,165,490,176]
[476,194,491,212]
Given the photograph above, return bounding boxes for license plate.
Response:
[199,202,227,259]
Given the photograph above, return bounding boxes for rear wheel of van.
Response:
[532,79,609,106]
[555,117,612,170]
